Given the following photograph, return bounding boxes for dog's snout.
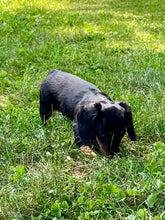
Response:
[96,135,110,156]
[96,135,115,156]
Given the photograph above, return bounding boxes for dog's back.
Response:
[40,70,100,120]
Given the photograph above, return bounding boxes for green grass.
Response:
[0,0,165,219]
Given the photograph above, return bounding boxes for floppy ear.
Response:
[77,103,101,145]
[117,101,136,141]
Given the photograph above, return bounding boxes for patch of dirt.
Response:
[0,95,7,107]
[72,168,85,179]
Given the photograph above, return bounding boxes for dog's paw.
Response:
[80,145,97,157]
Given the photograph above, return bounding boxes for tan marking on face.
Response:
[80,145,97,157]
[96,136,109,156]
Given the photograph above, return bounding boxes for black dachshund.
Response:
[40,70,136,157]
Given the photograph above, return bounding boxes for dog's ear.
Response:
[117,101,136,141]
[77,103,101,145]
[94,102,102,112]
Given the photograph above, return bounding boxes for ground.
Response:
[0,0,165,219]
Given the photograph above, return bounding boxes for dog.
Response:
[40,70,136,157]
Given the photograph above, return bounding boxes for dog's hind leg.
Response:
[40,101,53,124]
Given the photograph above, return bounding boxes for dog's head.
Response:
[77,101,136,156]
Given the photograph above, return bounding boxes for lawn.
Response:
[0,0,165,219]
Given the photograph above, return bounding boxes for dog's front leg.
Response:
[73,121,96,157]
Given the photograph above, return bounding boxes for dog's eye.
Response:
[120,130,125,135]
[102,133,108,137]
[102,132,112,137]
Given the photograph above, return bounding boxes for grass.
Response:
[0,0,165,219]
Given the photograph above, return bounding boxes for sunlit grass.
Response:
[0,0,165,219]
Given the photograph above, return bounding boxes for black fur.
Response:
[40,70,136,157]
